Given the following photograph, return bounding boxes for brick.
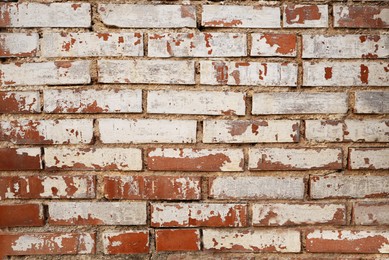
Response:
[151,203,247,227]
[0,61,91,86]
[252,203,346,226]
[202,5,280,28]
[251,33,297,57]
[147,90,245,116]
[305,120,344,142]
[0,204,44,227]
[45,147,142,171]
[252,92,348,114]
[104,175,201,200]
[0,3,91,27]
[334,5,389,28]
[209,176,304,200]
[0,119,93,144]
[306,229,389,253]
[353,202,389,225]
[303,61,389,86]
[310,174,389,199]
[98,4,196,28]
[249,148,342,170]
[0,91,40,113]
[148,32,246,57]
[156,229,200,252]
[303,34,389,59]
[0,33,38,57]
[48,202,146,225]
[0,233,95,256]
[42,32,143,57]
[98,60,194,84]
[43,89,142,113]
[354,91,389,114]
[98,119,197,143]
[147,148,244,172]
[200,61,297,86]
[0,148,41,171]
[283,4,328,28]
[349,148,389,170]
[203,229,300,252]
[102,231,149,254]
[0,175,95,199]
[203,120,299,143]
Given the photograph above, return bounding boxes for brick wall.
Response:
[0,0,388,258]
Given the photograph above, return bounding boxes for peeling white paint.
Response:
[349,148,389,169]
[0,33,39,57]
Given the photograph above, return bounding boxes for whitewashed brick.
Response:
[353,202,389,225]
[305,120,344,142]
[0,33,39,57]
[349,148,389,170]
[333,5,389,28]
[283,4,328,28]
[0,91,40,113]
[147,90,245,116]
[251,33,297,57]
[98,60,194,84]
[355,91,389,114]
[98,119,196,144]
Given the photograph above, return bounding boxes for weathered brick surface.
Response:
[0,91,40,113]
[353,202,389,225]
[283,4,328,28]
[349,148,389,170]
[0,33,39,57]
[102,231,149,254]
[333,5,389,28]
[155,229,201,252]
[0,148,42,171]
[0,204,44,227]
[251,33,297,57]
[354,91,389,114]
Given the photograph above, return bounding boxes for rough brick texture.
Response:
[1,0,388,258]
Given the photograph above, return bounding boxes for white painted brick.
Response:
[345,120,389,142]
[305,120,344,142]
[98,60,194,84]
[349,148,389,170]
[147,90,245,116]
[251,33,297,57]
[148,32,246,57]
[0,91,40,113]
[252,92,348,114]
[0,3,91,27]
[355,91,389,114]
[303,61,389,86]
[353,202,389,225]
[42,32,143,57]
[98,119,196,144]
[0,33,39,57]
[0,61,91,86]
[202,5,280,28]
[303,34,389,58]
[283,4,328,28]
[333,5,389,28]
[203,120,299,143]
[200,61,297,86]
[98,4,196,28]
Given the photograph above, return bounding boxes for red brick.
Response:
[251,33,297,57]
[155,229,200,252]
[334,5,389,28]
[0,204,44,227]
[0,148,41,171]
[102,231,149,254]
[283,4,328,28]
[0,91,40,113]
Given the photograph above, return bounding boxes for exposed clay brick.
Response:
[98,60,195,84]
[249,148,342,171]
[310,174,389,199]
[0,175,95,199]
[349,148,389,170]
[147,90,246,116]
[283,4,328,28]
[202,5,280,28]
[0,119,93,144]
[147,148,244,172]
[306,229,389,253]
[252,92,348,115]
[303,34,389,59]
[209,176,305,200]
[43,89,142,113]
[354,91,389,114]
[0,233,95,256]
[203,120,299,143]
[0,61,91,86]
[155,229,200,252]
[48,202,146,225]
[200,61,297,86]
[252,203,346,226]
[148,32,246,57]
[0,204,44,227]
[0,91,40,113]
[98,4,196,28]
[203,229,301,252]
[42,32,143,57]
[303,61,389,86]
[104,175,201,200]
[334,5,389,28]
[151,203,247,227]
[98,119,197,143]
[0,148,42,171]
[45,147,142,171]
[251,33,297,57]
[102,230,149,254]
[353,202,389,225]
[0,33,39,57]
[0,3,91,27]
